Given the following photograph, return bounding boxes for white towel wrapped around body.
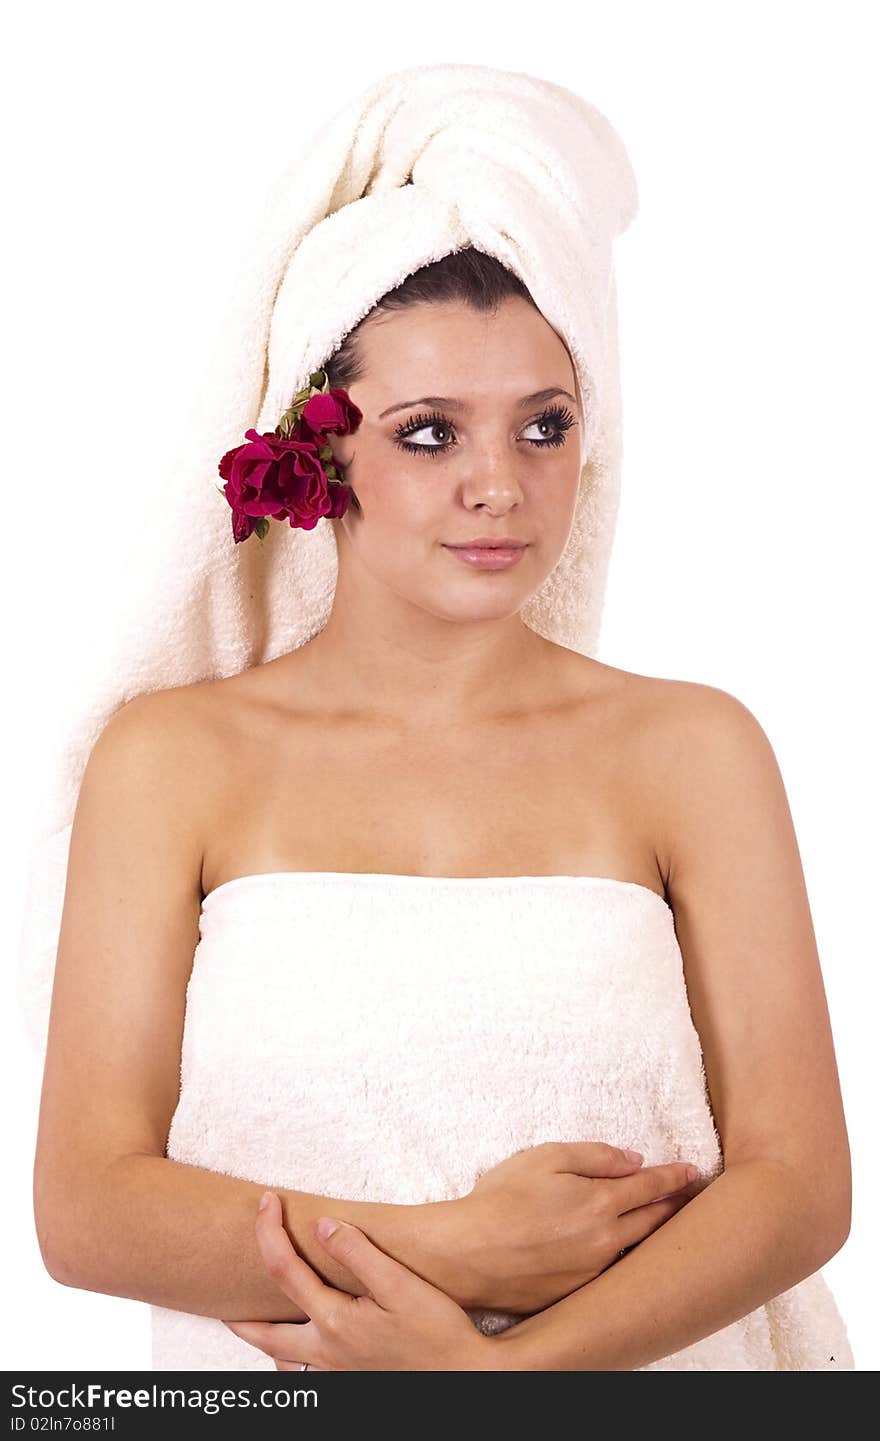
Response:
[152,872,855,1371]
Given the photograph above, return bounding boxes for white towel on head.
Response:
[16,60,638,1058]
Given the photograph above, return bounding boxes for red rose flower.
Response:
[218,427,351,543]
[301,388,363,436]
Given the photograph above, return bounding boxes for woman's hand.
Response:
[223,1191,495,1372]
[460,1141,699,1313]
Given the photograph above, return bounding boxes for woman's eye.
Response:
[392,413,457,459]
[405,422,451,448]
[522,418,554,442]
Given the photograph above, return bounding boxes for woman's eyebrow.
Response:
[378,386,575,419]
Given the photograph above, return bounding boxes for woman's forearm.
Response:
[48,1152,465,1320]
[488,1157,847,1371]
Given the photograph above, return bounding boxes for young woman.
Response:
[32,247,853,1370]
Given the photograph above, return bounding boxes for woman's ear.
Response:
[328,432,356,472]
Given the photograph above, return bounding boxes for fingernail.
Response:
[686,1165,699,1181]
[624,1149,643,1163]
[258,1191,272,1211]
[317,1217,340,1239]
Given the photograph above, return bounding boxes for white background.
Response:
[2,0,876,1371]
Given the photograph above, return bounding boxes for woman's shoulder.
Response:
[93,675,250,809]
[574,652,759,727]
[615,666,768,756]
[563,655,771,808]
[557,650,753,733]
[114,653,293,728]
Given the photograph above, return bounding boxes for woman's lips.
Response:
[443,544,527,570]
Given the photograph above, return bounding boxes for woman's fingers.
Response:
[224,1189,345,1360]
[224,1316,313,1357]
[223,1192,364,1369]
[313,1217,428,1310]
[252,1191,339,1318]
[256,1195,421,1320]
[546,1140,647,1176]
[615,1161,697,1213]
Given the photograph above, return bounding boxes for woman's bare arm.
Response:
[490,1155,846,1370]
[489,684,852,1369]
[32,690,467,1321]
[59,1152,465,1321]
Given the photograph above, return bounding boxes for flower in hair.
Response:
[216,369,362,543]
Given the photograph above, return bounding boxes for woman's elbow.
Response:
[802,1158,852,1268]
[822,1188,852,1264]
[33,1166,87,1289]
[34,1204,77,1287]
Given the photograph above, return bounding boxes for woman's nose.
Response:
[459,444,526,508]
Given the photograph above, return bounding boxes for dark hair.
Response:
[323,247,537,392]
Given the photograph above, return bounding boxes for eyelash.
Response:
[392,404,576,459]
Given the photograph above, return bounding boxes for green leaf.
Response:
[254,517,270,541]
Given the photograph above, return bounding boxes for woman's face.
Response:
[328,297,583,625]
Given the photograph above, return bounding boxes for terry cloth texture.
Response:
[151,872,855,1371]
